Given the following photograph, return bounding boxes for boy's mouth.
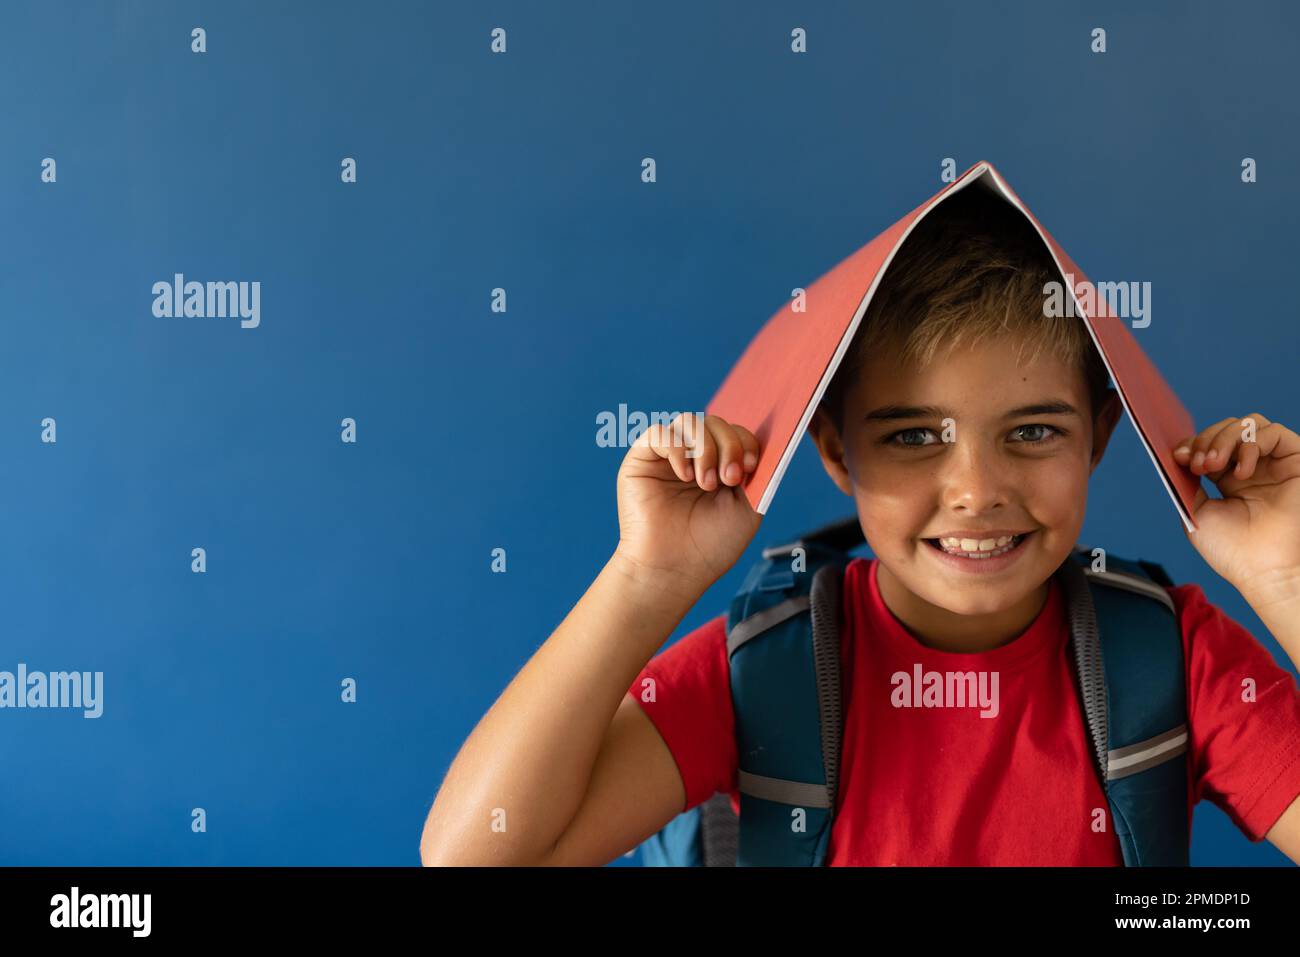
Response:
[920,530,1036,572]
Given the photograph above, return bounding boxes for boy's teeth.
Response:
[937,535,1017,555]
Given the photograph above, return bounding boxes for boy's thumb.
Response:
[1185,486,1210,536]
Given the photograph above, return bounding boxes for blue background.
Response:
[1,0,1296,865]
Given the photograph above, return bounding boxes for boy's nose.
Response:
[935,442,1017,514]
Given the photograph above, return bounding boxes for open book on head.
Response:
[705,161,1200,532]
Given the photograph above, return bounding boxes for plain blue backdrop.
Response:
[1,0,1297,865]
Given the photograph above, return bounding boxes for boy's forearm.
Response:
[420,550,704,866]
[1240,571,1300,672]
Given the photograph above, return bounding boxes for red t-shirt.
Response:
[628,557,1300,865]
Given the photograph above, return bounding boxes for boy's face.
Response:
[809,333,1122,635]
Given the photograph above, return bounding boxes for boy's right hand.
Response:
[614,412,763,598]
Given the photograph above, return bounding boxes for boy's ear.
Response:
[1088,388,1124,473]
[808,405,855,497]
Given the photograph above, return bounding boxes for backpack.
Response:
[636,515,1190,867]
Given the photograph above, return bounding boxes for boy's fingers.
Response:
[1234,439,1261,480]
[731,423,760,471]
[1184,418,1236,452]
[663,416,698,482]
[1177,417,1240,473]
[1207,414,1271,475]
[704,415,745,487]
[1232,421,1300,481]
[634,413,767,489]
[1265,421,1300,459]
[665,424,696,483]
[1202,422,1244,476]
[638,422,694,483]
[1256,422,1300,464]
[1172,414,1300,480]
[684,414,718,490]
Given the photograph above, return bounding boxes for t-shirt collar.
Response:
[860,557,1065,670]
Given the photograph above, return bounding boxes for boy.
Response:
[420,188,1300,866]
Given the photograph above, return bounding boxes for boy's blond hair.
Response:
[819,186,1113,431]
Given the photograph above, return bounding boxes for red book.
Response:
[705,161,1199,531]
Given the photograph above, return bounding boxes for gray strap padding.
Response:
[738,770,832,809]
[1083,566,1176,615]
[1108,725,1188,780]
[726,595,810,655]
[810,563,844,818]
[699,792,738,866]
[1059,558,1109,784]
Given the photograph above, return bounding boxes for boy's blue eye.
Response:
[883,424,1064,448]
[1010,424,1063,443]
[887,427,939,447]
[883,429,946,447]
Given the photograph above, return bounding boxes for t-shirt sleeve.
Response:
[627,611,738,814]
[1176,582,1300,841]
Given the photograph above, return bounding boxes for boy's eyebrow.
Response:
[1003,400,1082,418]
[862,404,954,422]
[862,400,1082,422]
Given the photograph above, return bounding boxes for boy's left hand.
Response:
[1173,414,1300,601]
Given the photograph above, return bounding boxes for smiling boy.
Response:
[420,188,1300,867]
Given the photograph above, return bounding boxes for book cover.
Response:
[705,161,1199,531]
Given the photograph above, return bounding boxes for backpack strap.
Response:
[1058,547,1190,866]
[720,517,860,866]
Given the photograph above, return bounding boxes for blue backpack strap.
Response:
[726,517,859,866]
[1059,547,1189,866]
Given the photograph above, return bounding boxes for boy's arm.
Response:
[419,551,701,866]
[1243,577,1300,863]
[420,412,762,866]
[1173,414,1300,861]
[1241,573,1300,674]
